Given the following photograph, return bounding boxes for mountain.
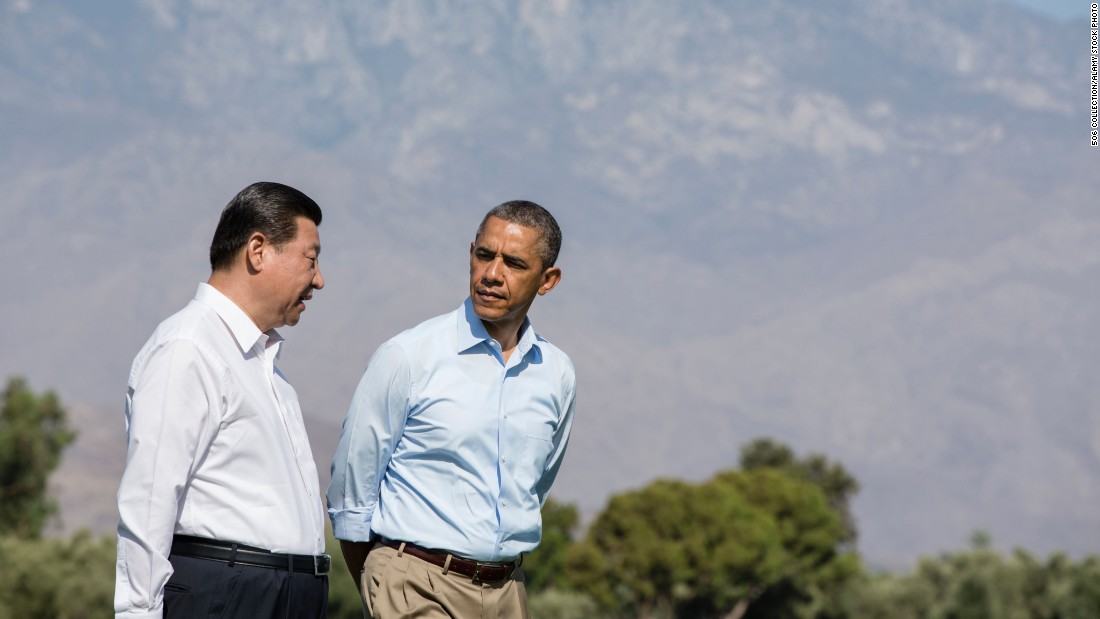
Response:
[2,0,1094,567]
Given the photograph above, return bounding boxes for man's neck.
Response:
[208,272,269,333]
[482,318,523,362]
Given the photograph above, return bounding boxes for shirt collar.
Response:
[458,296,539,358]
[195,283,284,358]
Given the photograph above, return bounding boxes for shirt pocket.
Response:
[524,422,554,442]
[515,422,555,488]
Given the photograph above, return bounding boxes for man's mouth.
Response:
[476,289,504,301]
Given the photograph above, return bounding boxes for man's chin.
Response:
[471,304,505,323]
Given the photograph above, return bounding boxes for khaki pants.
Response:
[360,543,531,619]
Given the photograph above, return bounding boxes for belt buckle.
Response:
[314,554,331,576]
[471,561,510,584]
[471,561,487,583]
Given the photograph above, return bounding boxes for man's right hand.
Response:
[338,540,377,592]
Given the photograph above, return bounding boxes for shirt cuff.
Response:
[328,507,374,542]
[115,610,162,619]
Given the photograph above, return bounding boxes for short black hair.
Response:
[475,200,562,269]
[209,182,322,272]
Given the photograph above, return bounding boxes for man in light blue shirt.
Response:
[327,200,575,618]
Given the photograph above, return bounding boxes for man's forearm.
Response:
[339,539,377,592]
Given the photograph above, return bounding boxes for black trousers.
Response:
[165,555,328,618]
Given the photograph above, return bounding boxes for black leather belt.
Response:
[379,538,518,584]
[171,535,331,576]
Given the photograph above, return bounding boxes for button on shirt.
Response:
[327,298,576,562]
[115,284,325,619]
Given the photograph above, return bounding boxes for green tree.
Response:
[713,469,856,619]
[559,537,618,610]
[566,465,855,619]
[528,589,599,619]
[0,530,115,619]
[739,437,860,546]
[823,569,937,619]
[0,377,77,537]
[823,532,1100,619]
[524,498,581,594]
[572,477,785,618]
[1060,556,1100,618]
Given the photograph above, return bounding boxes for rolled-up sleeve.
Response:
[327,341,412,542]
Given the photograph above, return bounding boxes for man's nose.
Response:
[481,259,503,283]
[313,266,325,290]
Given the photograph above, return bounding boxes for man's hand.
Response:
[339,540,377,592]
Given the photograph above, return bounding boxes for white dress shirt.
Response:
[327,298,576,562]
[115,283,324,619]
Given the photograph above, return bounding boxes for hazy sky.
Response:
[998,0,1088,20]
[841,0,1092,21]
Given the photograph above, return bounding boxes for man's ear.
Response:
[538,266,562,295]
[245,232,268,273]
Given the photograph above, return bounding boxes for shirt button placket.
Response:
[496,350,509,551]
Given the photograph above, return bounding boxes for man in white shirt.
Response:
[115,182,330,619]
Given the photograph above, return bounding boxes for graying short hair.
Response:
[475,200,562,269]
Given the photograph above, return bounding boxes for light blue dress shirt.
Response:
[327,298,576,562]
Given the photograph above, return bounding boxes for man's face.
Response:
[264,217,324,330]
[469,216,559,331]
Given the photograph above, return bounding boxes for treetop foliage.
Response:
[531,442,861,619]
[739,437,860,546]
[0,376,77,538]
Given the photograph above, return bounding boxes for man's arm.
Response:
[116,340,224,618]
[327,341,412,561]
[535,365,577,506]
[339,539,377,591]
